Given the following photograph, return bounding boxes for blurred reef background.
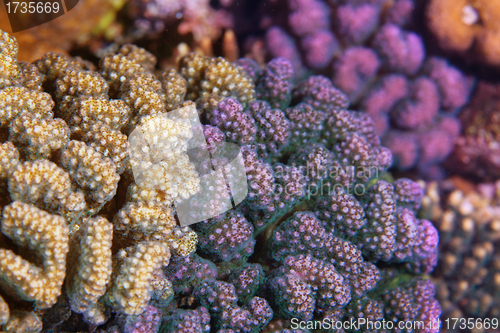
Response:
[1,0,500,332]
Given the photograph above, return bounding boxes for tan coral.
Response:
[132,154,200,202]
[59,140,120,209]
[179,53,255,106]
[132,112,193,162]
[421,179,500,319]
[128,112,200,201]
[0,141,19,180]
[0,295,8,325]
[179,53,210,100]
[0,30,20,89]
[35,52,72,82]
[55,67,109,101]
[66,216,113,325]
[427,0,500,66]
[0,142,19,207]
[201,56,256,106]
[82,123,130,174]
[0,29,206,328]
[9,111,69,160]
[160,68,188,111]
[2,311,42,333]
[69,56,97,72]
[0,87,54,127]
[35,52,97,89]
[125,182,175,208]
[106,241,170,315]
[120,72,166,132]
[17,62,43,91]
[8,160,86,221]
[118,44,157,72]
[119,186,197,259]
[167,226,198,257]
[113,202,177,242]
[100,53,146,93]
[0,201,69,309]
[60,95,130,136]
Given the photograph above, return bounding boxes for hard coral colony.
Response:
[260,0,474,179]
[0,25,442,332]
[0,0,498,331]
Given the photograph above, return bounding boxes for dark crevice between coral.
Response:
[40,293,72,331]
[0,127,9,143]
[0,288,33,318]
[0,235,44,270]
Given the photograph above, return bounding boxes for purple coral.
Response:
[417,117,461,177]
[293,75,349,112]
[256,57,294,109]
[228,264,265,303]
[269,212,330,261]
[194,211,255,262]
[383,277,441,333]
[424,57,474,112]
[372,23,425,75]
[241,146,275,210]
[208,98,257,145]
[194,279,272,332]
[346,296,384,322]
[265,27,304,78]
[301,30,339,70]
[117,305,161,333]
[245,0,474,179]
[316,189,367,237]
[384,0,415,27]
[194,279,238,313]
[282,254,351,309]
[332,46,380,102]
[268,273,315,320]
[358,180,397,260]
[247,100,290,158]
[287,0,330,37]
[288,143,335,184]
[164,254,218,294]
[383,130,418,169]
[268,212,381,298]
[284,103,326,148]
[360,74,409,136]
[392,207,421,261]
[235,58,261,83]
[393,178,424,211]
[335,3,381,44]
[391,77,440,130]
[160,307,210,333]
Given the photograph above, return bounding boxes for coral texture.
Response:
[251,0,474,179]
[0,29,200,329]
[0,27,442,332]
[422,180,500,322]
